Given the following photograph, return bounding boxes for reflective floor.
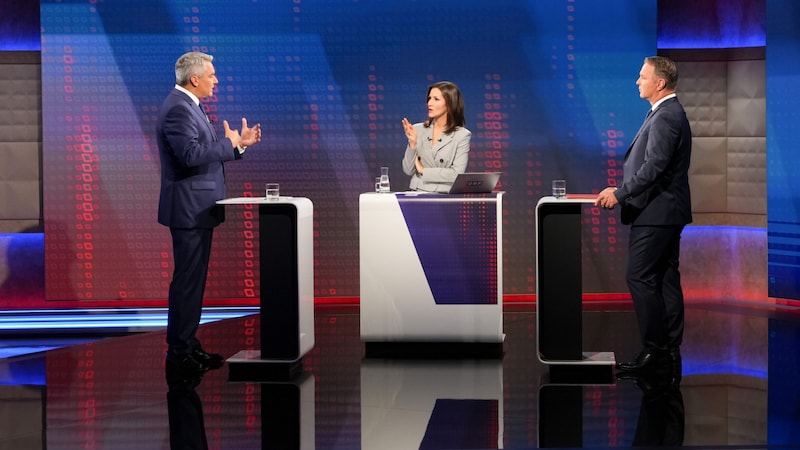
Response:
[1,302,800,449]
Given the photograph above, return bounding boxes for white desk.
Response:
[359,192,504,354]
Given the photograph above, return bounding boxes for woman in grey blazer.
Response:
[401,81,471,192]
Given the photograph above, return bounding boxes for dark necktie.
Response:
[198,103,218,141]
[198,103,210,122]
[627,109,654,156]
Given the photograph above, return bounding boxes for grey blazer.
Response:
[401,123,471,192]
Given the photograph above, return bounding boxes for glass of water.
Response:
[266,183,280,200]
[552,179,566,198]
[379,166,390,193]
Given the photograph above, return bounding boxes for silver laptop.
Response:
[448,172,501,194]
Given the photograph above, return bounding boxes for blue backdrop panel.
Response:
[767,0,800,300]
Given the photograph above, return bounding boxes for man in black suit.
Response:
[596,56,692,382]
[157,51,261,374]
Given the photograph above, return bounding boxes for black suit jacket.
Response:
[615,97,692,226]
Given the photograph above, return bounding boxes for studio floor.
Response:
[1,301,799,449]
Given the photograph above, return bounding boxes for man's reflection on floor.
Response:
[539,370,685,448]
[166,364,208,450]
[628,374,685,447]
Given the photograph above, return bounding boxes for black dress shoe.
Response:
[191,348,224,369]
[616,350,670,374]
[167,354,212,375]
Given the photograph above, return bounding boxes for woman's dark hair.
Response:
[424,81,465,134]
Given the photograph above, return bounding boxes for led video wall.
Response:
[41,0,655,303]
[767,0,800,300]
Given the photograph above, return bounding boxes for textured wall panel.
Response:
[0,142,40,220]
[728,137,767,214]
[0,53,41,230]
[727,60,766,214]
[680,62,728,213]
[679,61,727,137]
[677,58,765,216]
[728,59,767,99]
[728,97,766,137]
[690,136,728,211]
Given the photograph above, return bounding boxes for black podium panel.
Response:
[537,202,582,360]
[259,204,300,360]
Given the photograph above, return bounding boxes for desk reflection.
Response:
[361,359,503,449]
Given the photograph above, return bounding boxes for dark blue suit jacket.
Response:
[615,97,692,226]
[157,89,240,229]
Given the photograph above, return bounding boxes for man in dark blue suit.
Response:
[158,51,262,374]
[596,56,692,382]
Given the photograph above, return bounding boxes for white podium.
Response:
[360,192,504,357]
[535,196,614,369]
[217,197,315,380]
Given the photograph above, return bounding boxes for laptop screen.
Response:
[448,172,501,194]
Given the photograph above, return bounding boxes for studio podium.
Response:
[216,196,314,380]
[360,192,504,358]
[535,196,614,369]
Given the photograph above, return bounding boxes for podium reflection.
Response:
[260,371,315,450]
[361,359,503,450]
[538,372,684,448]
[166,364,208,450]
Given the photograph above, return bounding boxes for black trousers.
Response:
[626,225,685,351]
[166,227,214,360]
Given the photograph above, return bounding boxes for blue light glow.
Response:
[0,1,40,51]
[0,307,258,332]
[658,0,766,49]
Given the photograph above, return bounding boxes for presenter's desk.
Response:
[359,191,504,358]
